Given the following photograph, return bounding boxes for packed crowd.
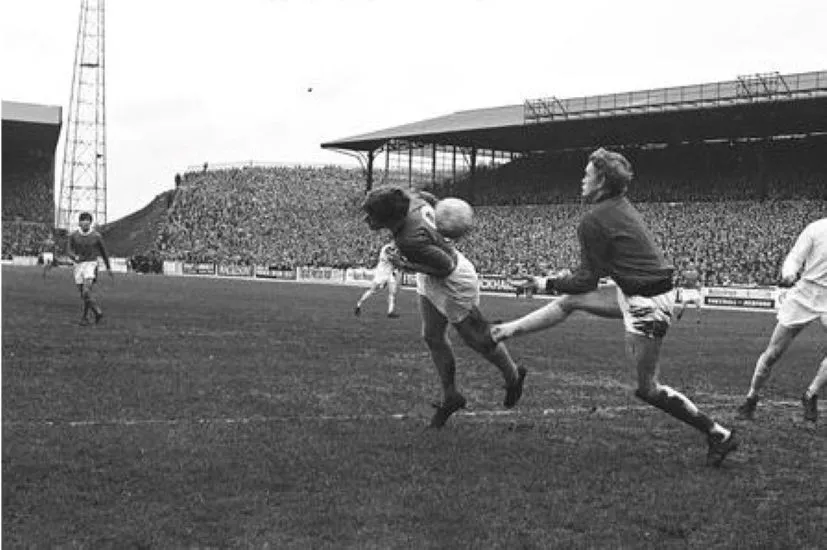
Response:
[1,161,54,224]
[155,158,825,287]
[1,221,53,259]
[157,165,383,267]
[6,141,823,287]
[451,139,827,205]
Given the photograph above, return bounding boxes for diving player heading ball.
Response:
[361,187,527,428]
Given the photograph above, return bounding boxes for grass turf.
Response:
[3,266,825,549]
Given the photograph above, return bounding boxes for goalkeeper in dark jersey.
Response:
[491,148,738,467]
[67,212,114,325]
[362,188,527,429]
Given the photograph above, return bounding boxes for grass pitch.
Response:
[3,266,825,549]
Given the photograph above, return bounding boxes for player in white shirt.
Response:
[354,243,402,318]
[675,262,702,323]
[736,217,827,422]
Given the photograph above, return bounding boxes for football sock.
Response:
[635,386,715,434]
[487,343,519,385]
[747,352,775,399]
[426,337,457,395]
[709,423,731,441]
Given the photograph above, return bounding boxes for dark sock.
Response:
[635,387,715,434]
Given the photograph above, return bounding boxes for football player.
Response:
[490,148,737,466]
[736,217,827,422]
[354,242,402,318]
[41,233,56,279]
[675,261,703,323]
[67,212,114,325]
[361,187,527,428]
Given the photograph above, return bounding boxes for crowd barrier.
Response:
[4,255,130,273]
[160,260,784,312]
[2,258,785,312]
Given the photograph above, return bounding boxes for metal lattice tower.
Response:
[58,0,107,229]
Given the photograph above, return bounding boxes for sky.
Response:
[2,0,826,221]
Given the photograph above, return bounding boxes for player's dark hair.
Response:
[79,212,93,222]
[417,190,439,207]
[362,186,410,227]
[589,148,633,197]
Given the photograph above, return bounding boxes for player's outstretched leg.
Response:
[627,333,737,466]
[491,287,623,343]
[420,297,466,428]
[736,323,803,420]
[355,286,376,317]
[454,307,526,409]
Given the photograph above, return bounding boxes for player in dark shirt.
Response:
[362,187,527,428]
[67,212,113,325]
[491,148,737,466]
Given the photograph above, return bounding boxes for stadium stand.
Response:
[100,190,175,257]
[2,100,62,259]
[149,151,825,288]
[157,166,384,268]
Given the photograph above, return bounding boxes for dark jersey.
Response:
[681,269,700,288]
[393,197,457,278]
[552,196,674,296]
[68,230,109,264]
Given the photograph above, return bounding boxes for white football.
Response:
[435,198,474,239]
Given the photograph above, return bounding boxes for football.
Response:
[435,197,474,239]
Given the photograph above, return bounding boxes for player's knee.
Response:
[556,295,576,314]
[460,328,497,355]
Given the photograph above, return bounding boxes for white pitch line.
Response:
[2,398,804,429]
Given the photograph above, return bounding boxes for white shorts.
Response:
[42,252,54,264]
[74,261,98,285]
[372,266,395,289]
[777,280,827,328]
[416,251,480,324]
[617,286,674,339]
[677,288,701,304]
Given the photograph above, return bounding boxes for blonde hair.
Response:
[589,148,633,197]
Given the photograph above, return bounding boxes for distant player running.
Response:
[354,243,402,318]
[67,212,113,325]
[675,262,702,323]
[361,187,527,428]
[490,148,738,466]
[41,234,56,279]
[736,217,827,422]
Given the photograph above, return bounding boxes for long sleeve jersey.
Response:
[550,196,674,297]
[68,229,110,267]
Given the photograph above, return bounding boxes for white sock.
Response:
[710,423,731,440]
